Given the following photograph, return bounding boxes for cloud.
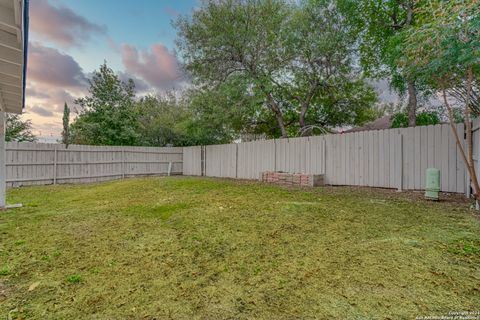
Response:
[25,120,63,140]
[46,89,77,113]
[25,85,80,137]
[25,85,78,116]
[163,6,180,17]
[107,36,120,52]
[26,87,50,99]
[30,0,107,48]
[117,71,152,94]
[29,105,55,117]
[121,43,185,92]
[24,43,89,136]
[28,42,88,89]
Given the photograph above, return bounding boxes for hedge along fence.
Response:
[183,122,469,194]
[5,142,183,187]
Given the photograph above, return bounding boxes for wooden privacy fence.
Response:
[3,122,472,194]
[183,123,468,194]
[5,142,183,187]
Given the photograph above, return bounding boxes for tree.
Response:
[70,62,140,146]
[183,78,263,143]
[69,62,259,147]
[135,93,191,147]
[176,0,378,138]
[401,1,480,199]
[61,102,70,146]
[276,0,378,135]
[176,0,294,137]
[340,0,420,126]
[5,114,36,142]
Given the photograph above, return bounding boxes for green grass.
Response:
[0,177,479,319]
[65,274,82,284]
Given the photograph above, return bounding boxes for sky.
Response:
[24,0,197,140]
[24,0,399,142]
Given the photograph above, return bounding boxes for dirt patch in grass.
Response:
[1,176,479,319]
[0,281,12,300]
[323,185,471,206]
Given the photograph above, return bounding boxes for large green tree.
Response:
[283,0,377,135]
[340,0,420,126]
[176,0,378,137]
[5,114,36,142]
[135,93,191,147]
[70,63,140,146]
[176,0,294,137]
[183,77,263,143]
[401,0,480,198]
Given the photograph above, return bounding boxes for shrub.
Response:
[391,111,440,128]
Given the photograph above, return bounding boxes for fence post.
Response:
[323,138,327,183]
[235,143,239,178]
[274,139,277,172]
[397,132,403,192]
[121,148,125,179]
[53,145,57,185]
[200,146,203,176]
[203,146,206,176]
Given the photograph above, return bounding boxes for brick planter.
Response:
[261,171,324,187]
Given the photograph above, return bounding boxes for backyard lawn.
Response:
[0,177,479,319]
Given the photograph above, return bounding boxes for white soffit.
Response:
[0,0,27,114]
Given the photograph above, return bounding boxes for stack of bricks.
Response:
[261,171,324,187]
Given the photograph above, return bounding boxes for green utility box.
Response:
[425,168,440,200]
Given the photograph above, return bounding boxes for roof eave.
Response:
[21,0,28,112]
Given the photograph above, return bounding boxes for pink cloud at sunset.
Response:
[30,0,107,48]
[23,43,87,137]
[27,42,88,89]
[121,44,185,92]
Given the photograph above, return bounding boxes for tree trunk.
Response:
[465,67,480,198]
[299,103,308,136]
[298,85,318,136]
[407,80,417,127]
[267,93,288,138]
[274,110,288,138]
[443,85,480,200]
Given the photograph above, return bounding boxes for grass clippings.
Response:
[0,177,479,319]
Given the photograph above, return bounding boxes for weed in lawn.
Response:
[52,250,62,258]
[463,242,480,254]
[0,267,10,276]
[449,239,480,256]
[90,267,100,274]
[65,275,82,284]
